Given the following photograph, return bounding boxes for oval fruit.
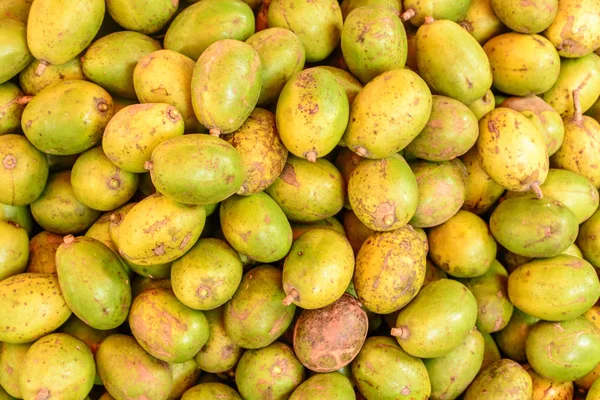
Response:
[464,359,533,400]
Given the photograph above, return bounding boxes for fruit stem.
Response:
[209,128,221,137]
[35,61,48,77]
[354,146,367,157]
[424,16,435,24]
[16,96,32,105]
[459,21,473,32]
[282,289,299,306]
[572,89,582,123]
[390,326,410,339]
[401,8,415,21]
[530,182,543,199]
[237,185,247,195]
[305,151,317,163]
[144,161,153,171]
[63,234,75,245]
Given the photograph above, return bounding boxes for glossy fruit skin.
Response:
[194,306,243,373]
[464,359,533,400]
[0,17,31,85]
[106,0,178,35]
[491,0,558,33]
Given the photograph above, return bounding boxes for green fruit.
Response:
[27,0,104,66]
[0,342,30,398]
[20,333,95,400]
[0,273,71,343]
[543,0,600,58]
[222,108,288,195]
[224,266,296,349]
[428,210,497,278]
[407,95,479,162]
[484,33,560,96]
[191,39,262,136]
[219,193,292,263]
[589,379,600,400]
[129,288,209,363]
[505,168,599,224]
[168,359,202,400]
[404,0,470,26]
[315,66,363,106]
[354,224,427,314]
[416,19,492,105]
[480,332,502,372]
[82,31,161,99]
[524,364,574,400]
[563,242,584,258]
[0,134,49,206]
[148,134,244,205]
[45,153,79,173]
[59,314,117,355]
[19,57,85,96]
[112,193,205,265]
[341,6,407,84]
[409,159,467,228]
[130,276,171,299]
[462,260,513,334]
[0,82,26,134]
[194,306,244,373]
[422,259,448,287]
[106,0,177,35]
[276,68,349,161]
[289,373,355,400]
[458,0,504,44]
[30,171,101,234]
[26,231,62,274]
[490,197,578,258]
[460,147,505,215]
[493,309,540,362]
[343,68,432,159]
[165,0,255,61]
[133,50,202,132]
[500,95,565,156]
[424,328,485,400]
[235,342,305,400]
[508,255,600,321]
[464,359,533,400]
[266,156,344,223]
[543,53,600,117]
[102,103,185,173]
[477,107,549,193]
[0,220,28,281]
[267,0,342,63]
[340,0,401,19]
[291,217,345,241]
[85,209,134,268]
[182,383,242,400]
[96,334,173,400]
[246,28,306,105]
[171,238,243,310]
[0,18,32,84]
[491,0,557,33]
[22,80,114,155]
[578,208,600,268]
[467,90,496,120]
[293,293,367,372]
[392,279,478,358]
[352,336,431,400]
[526,318,600,382]
[56,236,131,330]
[71,146,139,211]
[348,154,419,231]
[0,0,33,23]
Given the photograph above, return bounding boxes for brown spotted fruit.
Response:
[464,359,533,400]
[460,146,505,215]
[289,372,355,400]
[491,0,557,33]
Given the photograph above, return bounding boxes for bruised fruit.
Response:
[26,232,61,274]
[468,90,496,120]
[289,372,355,400]
[523,364,574,400]
[491,0,557,33]
[458,0,505,45]
[0,203,32,236]
[352,336,431,400]
[276,67,349,161]
[191,39,262,136]
[493,308,539,362]
[508,255,600,321]
[0,342,30,398]
[0,18,32,84]
[19,55,85,96]
[460,146,505,215]
[464,359,533,400]
[224,266,296,349]
[293,293,367,372]
[106,0,178,35]
[0,0,32,23]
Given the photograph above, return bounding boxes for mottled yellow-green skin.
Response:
[27,0,104,65]
[219,193,292,263]
[477,107,549,192]
[19,57,85,96]
[543,0,600,58]
[113,193,205,266]
[587,96,600,122]
[484,33,560,96]
[20,333,95,400]
[106,0,177,35]
[0,0,33,23]
[194,306,243,373]
[246,28,306,106]
[404,0,470,26]
[578,208,600,269]
[0,134,49,206]
[589,378,600,399]
[276,68,348,161]
[0,273,71,343]
[416,19,492,105]
[130,276,171,299]
[191,39,262,136]
[289,373,355,400]
[133,50,202,132]
[428,210,497,278]
[480,332,502,372]
[182,383,242,400]
[424,329,485,400]
[165,0,255,61]
[523,364,574,400]
[343,68,432,159]
[468,90,496,120]
[0,82,25,135]
[526,318,600,382]
[0,203,32,236]
[224,266,296,349]
[552,115,600,188]
[82,31,161,99]
[543,53,600,117]
[171,238,243,311]
[351,336,431,400]
[268,0,342,63]
[235,342,305,400]
[340,0,401,19]
[168,359,202,400]
[0,342,30,398]
[102,103,185,173]
[26,231,62,274]
[493,308,539,362]
[509,255,600,321]
[0,220,28,282]
[0,18,32,85]
[458,0,505,44]
[96,334,173,400]
[491,0,557,33]
[316,66,363,106]
[464,359,532,400]
[291,217,345,242]
[460,146,505,215]
[223,108,288,195]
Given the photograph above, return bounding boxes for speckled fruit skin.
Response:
[289,372,355,400]
[523,364,574,400]
[26,231,62,274]
[182,383,242,400]
[491,0,557,33]
[0,82,26,134]
[194,306,243,373]
[0,220,28,281]
[464,359,533,400]
[403,0,470,27]
[19,57,85,96]
[460,147,505,215]
[493,308,539,363]
[0,342,31,398]
[106,0,178,35]
[458,0,504,45]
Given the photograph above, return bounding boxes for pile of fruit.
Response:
[1,0,600,398]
